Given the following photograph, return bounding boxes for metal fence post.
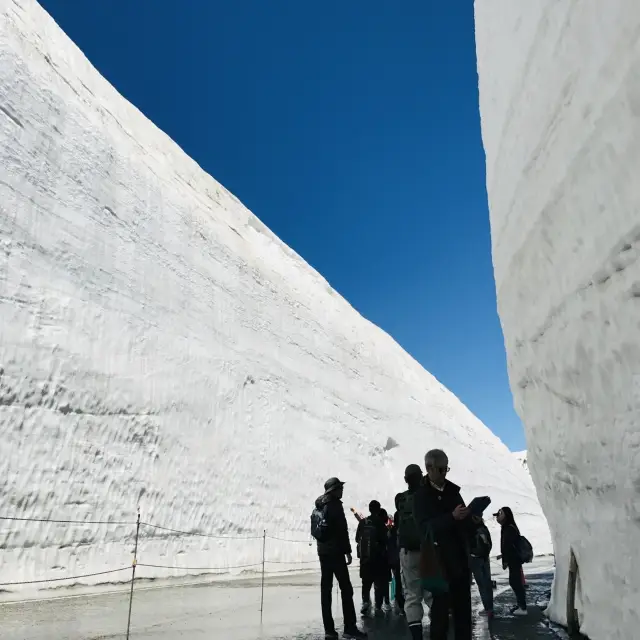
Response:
[260,530,266,622]
[126,510,141,640]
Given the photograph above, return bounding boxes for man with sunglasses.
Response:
[413,449,473,640]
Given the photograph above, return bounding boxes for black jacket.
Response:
[500,523,520,567]
[413,478,472,579]
[315,494,352,557]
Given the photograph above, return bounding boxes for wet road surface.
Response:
[0,559,558,639]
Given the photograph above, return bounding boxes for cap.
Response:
[324,477,345,494]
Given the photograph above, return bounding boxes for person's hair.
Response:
[369,500,381,514]
[500,506,516,526]
[404,463,422,487]
[425,449,448,467]
[379,508,388,521]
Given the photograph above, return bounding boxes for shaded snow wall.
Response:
[475,1,640,638]
[0,0,549,590]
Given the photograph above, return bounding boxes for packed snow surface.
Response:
[475,1,640,638]
[0,0,550,591]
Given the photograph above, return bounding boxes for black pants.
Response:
[508,562,527,610]
[320,554,357,633]
[361,560,388,608]
[391,562,404,609]
[429,571,472,640]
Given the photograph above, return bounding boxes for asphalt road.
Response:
[0,558,557,639]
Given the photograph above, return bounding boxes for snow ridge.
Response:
[0,0,549,591]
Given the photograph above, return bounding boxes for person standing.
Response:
[356,500,389,614]
[315,478,367,639]
[495,506,527,616]
[377,507,393,612]
[395,463,424,640]
[413,449,473,640]
[469,515,493,617]
[388,509,405,614]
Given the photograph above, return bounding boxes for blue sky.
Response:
[39,0,526,451]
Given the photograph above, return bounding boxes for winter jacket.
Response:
[500,523,521,568]
[315,494,352,557]
[413,478,472,580]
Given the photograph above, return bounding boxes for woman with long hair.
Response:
[495,506,527,615]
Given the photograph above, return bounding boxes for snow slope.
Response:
[476,1,640,638]
[0,0,549,590]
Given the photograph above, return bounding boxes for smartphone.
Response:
[468,496,491,516]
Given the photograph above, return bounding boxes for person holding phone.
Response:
[413,449,473,640]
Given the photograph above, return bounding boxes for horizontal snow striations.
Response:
[476,1,640,638]
[0,0,549,590]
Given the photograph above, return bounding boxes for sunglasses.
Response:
[427,465,450,473]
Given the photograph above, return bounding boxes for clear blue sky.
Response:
[39,0,526,451]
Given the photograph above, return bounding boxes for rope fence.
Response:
[0,512,318,639]
[0,513,552,637]
[0,567,131,587]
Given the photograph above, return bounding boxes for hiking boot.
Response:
[343,627,367,639]
[512,607,528,616]
[360,600,371,614]
[325,631,339,640]
[381,601,392,613]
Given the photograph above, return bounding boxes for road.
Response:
[0,558,557,639]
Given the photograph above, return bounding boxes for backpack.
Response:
[516,534,534,563]
[310,503,330,542]
[396,490,421,551]
[357,517,382,561]
[472,524,492,557]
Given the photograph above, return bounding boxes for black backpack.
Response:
[472,524,492,557]
[517,534,534,563]
[357,517,382,560]
[396,490,421,551]
[311,503,330,542]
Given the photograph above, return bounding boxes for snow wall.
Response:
[475,1,640,638]
[0,0,550,591]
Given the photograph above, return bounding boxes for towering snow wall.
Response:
[475,1,640,638]
[0,0,549,591]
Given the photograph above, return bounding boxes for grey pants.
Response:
[400,549,427,627]
[470,556,493,612]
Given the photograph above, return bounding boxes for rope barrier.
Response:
[139,521,263,540]
[0,515,310,543]
[266,534,310,544]
[0,516,134,525]
[0,566,131,586]
[137,562,262,571]
[265,559,317,565]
